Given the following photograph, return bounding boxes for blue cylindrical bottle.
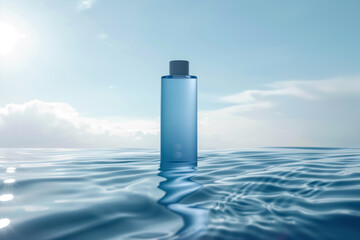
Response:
[161,60,197,167]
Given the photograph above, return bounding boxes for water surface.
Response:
[1,148,360,239]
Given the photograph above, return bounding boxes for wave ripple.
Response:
[1,148,360,240]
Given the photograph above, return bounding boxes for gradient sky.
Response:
[1,0,360,148]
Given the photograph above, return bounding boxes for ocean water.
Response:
[1,148,360,240]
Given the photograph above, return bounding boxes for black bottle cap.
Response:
[169,60,189,75]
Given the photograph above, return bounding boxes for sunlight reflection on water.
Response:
[0,194,13,202]
[3,179,15,184]
[6,167,16,173]
[0,218,10,229]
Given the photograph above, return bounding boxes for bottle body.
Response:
[161,75,197,167]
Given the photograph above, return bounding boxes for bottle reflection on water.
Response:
[158,163,208,239]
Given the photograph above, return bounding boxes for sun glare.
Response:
[0,22,20,56]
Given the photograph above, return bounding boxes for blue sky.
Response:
[0,0,360,148]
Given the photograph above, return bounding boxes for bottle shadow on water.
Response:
[157,158,208,239]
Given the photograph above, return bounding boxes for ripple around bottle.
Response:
[0,148,360,240]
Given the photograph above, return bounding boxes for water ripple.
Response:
[0,148,359,239]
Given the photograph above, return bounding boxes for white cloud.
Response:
[204,101,273,116]
[76,0,96,11]
[199,76,360,148]
[0,100,159,148]
[220,87,314,104]
[217,76,360,114]
[0,76,359,149]
[268,76,360,95]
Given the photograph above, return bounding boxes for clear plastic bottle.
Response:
[161,60,197,167]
